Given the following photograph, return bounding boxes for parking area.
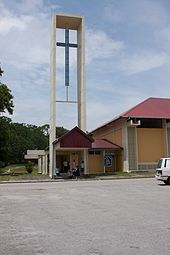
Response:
[0,178,170,255]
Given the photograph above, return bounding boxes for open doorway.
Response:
[56,150,83,173]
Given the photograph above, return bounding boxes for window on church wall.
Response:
[137,119,162,128]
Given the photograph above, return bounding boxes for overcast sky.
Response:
[1,0,170,131]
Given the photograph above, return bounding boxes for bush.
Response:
[25,161,34,173]
[0,161,5,168]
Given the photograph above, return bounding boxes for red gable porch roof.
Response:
[53,126,93,148]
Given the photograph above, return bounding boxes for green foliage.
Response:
[25,161,34,173]
[0,67,3,76]
[0,66,68,165]
[40,124,50,136]
[0,66,14,115]
[0,117,11,164]
[56,126,68,138]
[0,161,5,168]
[0,117,49,165]
[0,115,68,166]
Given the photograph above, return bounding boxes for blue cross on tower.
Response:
[57,29,78,87]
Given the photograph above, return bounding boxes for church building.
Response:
[90,97,170,172]
[25,13,170,177]
[25,97,170,175]
[50,97,170,174]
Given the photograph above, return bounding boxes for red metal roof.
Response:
[53,126,93,148]
[90,97,170,133]
[122,97,170,118]
[92,139,121,149]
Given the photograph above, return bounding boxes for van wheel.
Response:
[167,177,170,185]
[164,180,168,185]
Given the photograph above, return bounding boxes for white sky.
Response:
[1,0,170,131]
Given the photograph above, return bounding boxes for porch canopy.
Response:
[53,126,94,149]
[92,139,122,149]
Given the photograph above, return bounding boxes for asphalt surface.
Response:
[0,178,170,255]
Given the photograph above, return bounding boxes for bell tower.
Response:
[49,13,86,177]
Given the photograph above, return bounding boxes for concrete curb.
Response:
[0,175,155,184]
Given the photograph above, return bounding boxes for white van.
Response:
[155,158,170,185]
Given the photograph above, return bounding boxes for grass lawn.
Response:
[0,164,49,182]
[0,165,155,182]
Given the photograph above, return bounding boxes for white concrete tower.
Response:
[49,13,86,178]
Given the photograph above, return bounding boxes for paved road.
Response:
[0,178,170,255]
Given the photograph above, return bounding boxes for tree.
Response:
[0,66,14,115]
[0,119,49,165]
[0,66,68,166]
[56,126,68,138]
[0,66,14,166]
[0,117,11,165]
[0,67,3,76]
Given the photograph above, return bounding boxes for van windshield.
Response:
[157,159,162,168]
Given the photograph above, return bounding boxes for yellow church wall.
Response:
[114,128,122,146]
[99,128,123,147]
[92,119,124,145]
[115,150,123,171]
[88,154,103,174]
[137,128,165,163]
[90,119,124,173]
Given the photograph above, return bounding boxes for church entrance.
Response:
[56,150,83,173]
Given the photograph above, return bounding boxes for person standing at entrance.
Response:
[68,160,76,179]
[63,159,69,172]
[72,160,76,171]
[70,160,76,171]
[80,160,84,175]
